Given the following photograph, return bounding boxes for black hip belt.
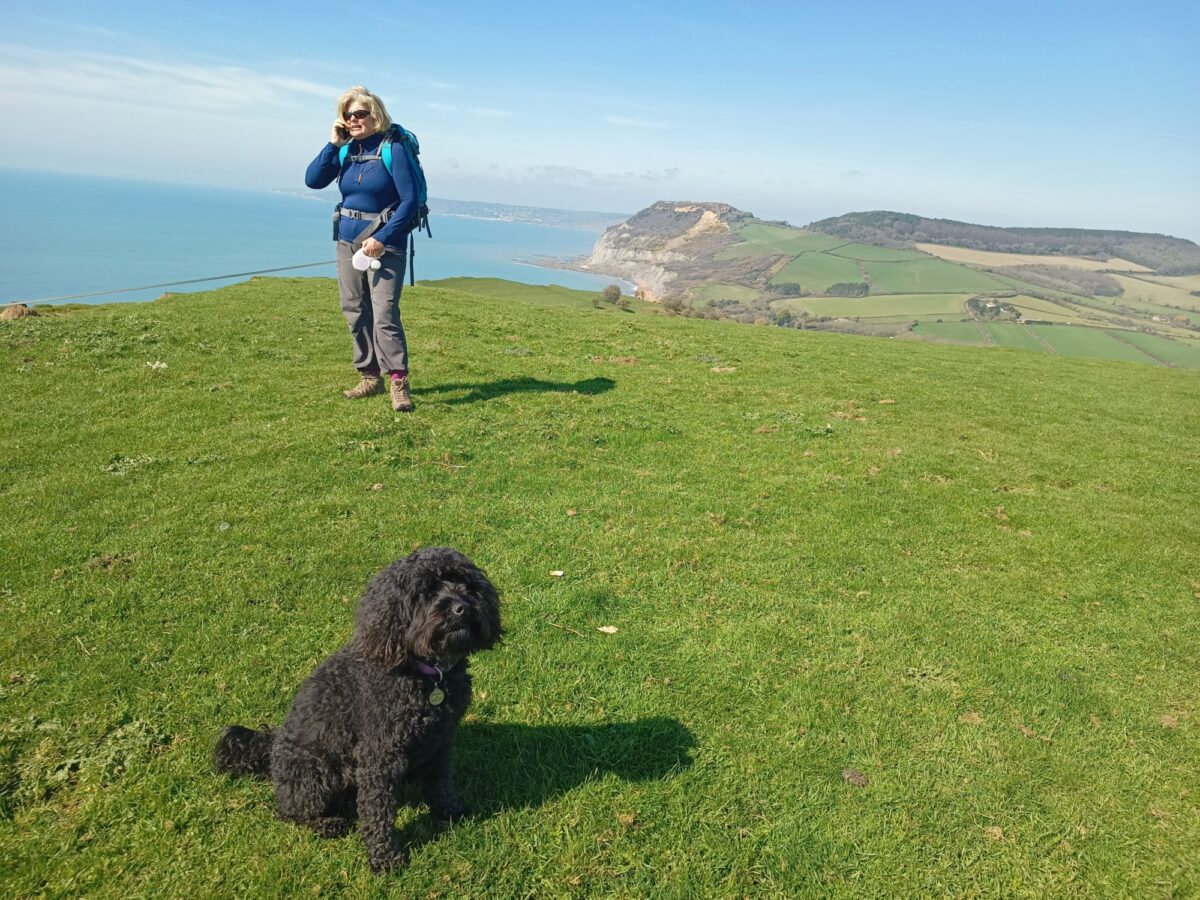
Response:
[332,203,396,242]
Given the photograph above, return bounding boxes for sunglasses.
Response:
[344,109,372,121]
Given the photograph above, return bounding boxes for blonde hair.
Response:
[336,86,393,134]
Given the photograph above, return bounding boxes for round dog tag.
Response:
[428,687,445,706]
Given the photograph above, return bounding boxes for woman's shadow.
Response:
[396,717,695,849]
[415,376,615,406]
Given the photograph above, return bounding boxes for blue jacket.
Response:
[305,131,419,249]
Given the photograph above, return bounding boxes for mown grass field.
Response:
[2,277,1199,897]
[782,293,969,321]
[985,324,1049,353]
[861,258,1009,295]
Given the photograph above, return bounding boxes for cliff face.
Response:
[581,202,755,299]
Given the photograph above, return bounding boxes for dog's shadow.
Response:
[414,376,615,406]
[396,717,695,851]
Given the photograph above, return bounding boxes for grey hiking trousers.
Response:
[335,239,409,374]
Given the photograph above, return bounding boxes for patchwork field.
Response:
[770,253,864,293]
[783,293,968,321]
[2,277,1198,897]
[716,224,847,260]
[909,321,1200,367]
[982,323,1046,352]
[691,282,762,305]
[914,244,1152,273]
[862,258,1009,295]
[1111,274,1200,312]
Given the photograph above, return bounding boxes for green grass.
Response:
[985,324,1047,353]
[786,293,968,321]
[864,259,1010,295]
[2,277,1199,897]
[826,243,928,263]
[770,254,865,293]
[717,224,847,260]
[1108,330,1200,368]
[1028,325,1158,363]
[910,322,988,344]
[691,283,761,305]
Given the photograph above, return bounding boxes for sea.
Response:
[0,168,625,306]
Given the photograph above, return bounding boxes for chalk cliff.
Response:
[580,201,762,300]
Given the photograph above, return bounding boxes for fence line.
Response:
[11,260,338,305]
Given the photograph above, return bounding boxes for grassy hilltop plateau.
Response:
[576,202,1200,368]
[2,271,1198,895]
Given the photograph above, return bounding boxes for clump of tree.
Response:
[806,211,1200,274]
[662,295,818,329]
[763,282,806,297]
[824,282,870,297]
[600,284,622,303]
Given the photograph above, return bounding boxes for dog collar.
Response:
[413,659,446,706]
[414,660,443,679]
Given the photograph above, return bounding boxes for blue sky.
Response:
[2,1,1197,239]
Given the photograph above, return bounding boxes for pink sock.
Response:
[389,370,408,381]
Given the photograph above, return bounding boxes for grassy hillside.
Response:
[674,220,1200,365]
[2,277,1198,897]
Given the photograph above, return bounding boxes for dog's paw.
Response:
[431,796,470,822]
[368,848,408,874]
[308,816,354,839]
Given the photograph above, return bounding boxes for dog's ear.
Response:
[466,563,504,648]
[351,555,428,667]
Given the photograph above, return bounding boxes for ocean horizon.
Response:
[0,168,630,306]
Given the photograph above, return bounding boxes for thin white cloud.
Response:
[465,107,513,118]
[0,44,337,116]
[603,114,669,129]
[424,102,513,118]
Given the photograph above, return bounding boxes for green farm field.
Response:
[909,322,989,344]
[2,278,1199,897]
[825,244,928,263]
[912,320,1200,367]
[770,253,864,293]
[717,223,847,260]
[863,258,1010,295]
[1028,324,1161,363]
[691,282,762,305]
[1109,329,1200,368]
[984,323,1046,353]
[784,293,968,321]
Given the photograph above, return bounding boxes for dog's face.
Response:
[351,547,502,668]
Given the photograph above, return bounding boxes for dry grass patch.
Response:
[915,243,1152,272]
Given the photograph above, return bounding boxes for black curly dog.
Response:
[214,547,502,873]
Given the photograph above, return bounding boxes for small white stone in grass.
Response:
[550,570,565,578]
[598,626,619,634]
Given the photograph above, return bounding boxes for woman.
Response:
[305,86,419,412]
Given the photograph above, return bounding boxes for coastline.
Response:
[521,255,638,295]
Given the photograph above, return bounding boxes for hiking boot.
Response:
[390,376,414,413]
[343,372,384,399]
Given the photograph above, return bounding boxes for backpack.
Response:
[338,124,431,237]
[338,124,431,284]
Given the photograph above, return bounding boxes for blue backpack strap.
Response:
[381,139,392,176]
[338,143,349,167]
